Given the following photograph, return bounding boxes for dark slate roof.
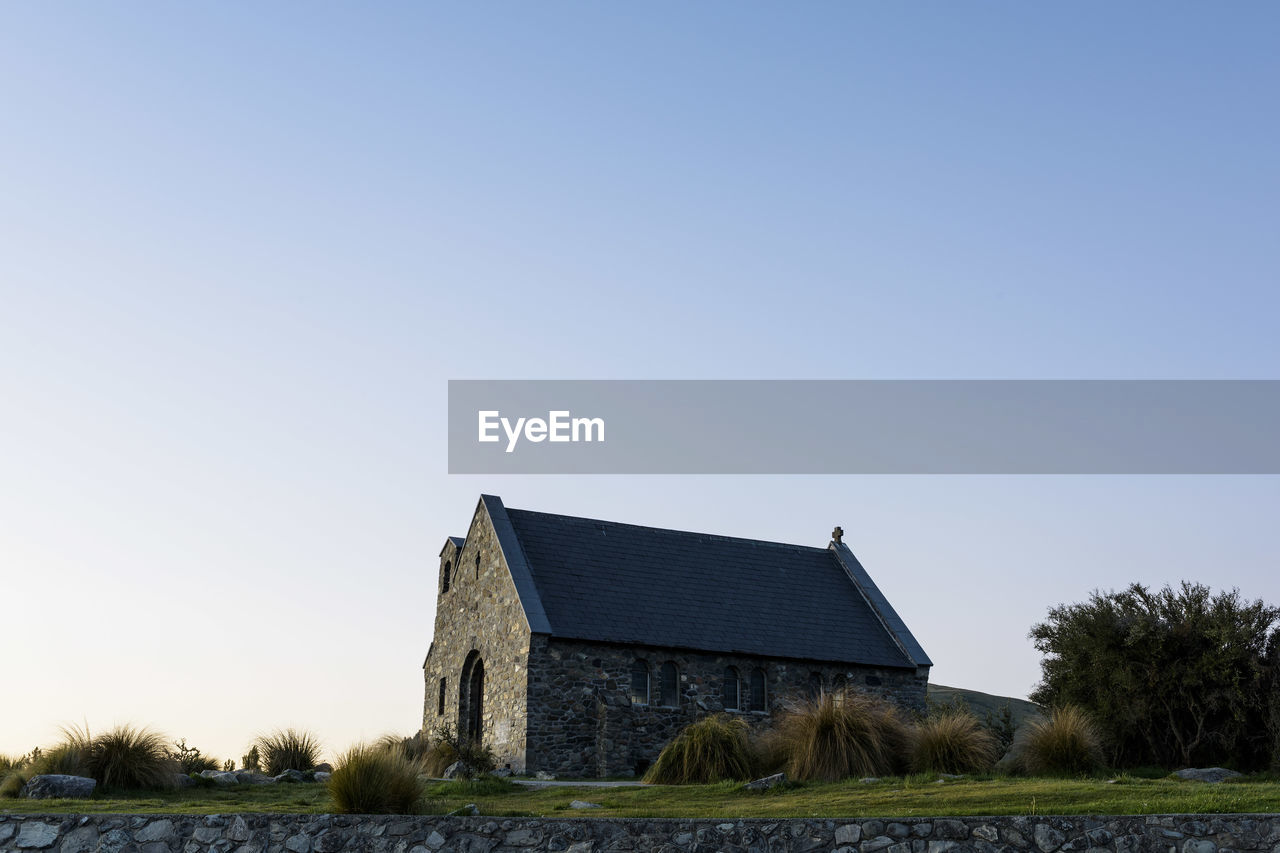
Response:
[501,502,921,669]
[448,536,466,548]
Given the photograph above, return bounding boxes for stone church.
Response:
[422,495,931,777]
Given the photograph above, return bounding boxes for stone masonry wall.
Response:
[525,636,927,778]
[422,504,532,771]
[5,812,1280,853]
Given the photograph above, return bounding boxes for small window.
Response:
[438,677,447,715]
[807,671,824,700]
[475,552,481,578]
[723,666,741,711]
[630,659,649,705]
[749,668,767,711]
[441,560,451,593]
[660,662,679,706]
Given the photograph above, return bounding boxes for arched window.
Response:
[475,551,481,579]
[723,666,741,711]
[832,674,848,707]
[438,677,447,715]
[441,560,451,593]
[660,662,679,706]
[807,671,824,700]
[630,659,649,705]
[749,668,767,711]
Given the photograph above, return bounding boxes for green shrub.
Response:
[421,725,494,779]
[643,714,755,785]
[87,724,178,791]
[329,744,427,814]
[910,709,1000,774]
[775,691,908,782]
[1017,705,1104,776]
[421,739,458,777]
[242,745,261,772]
[169,738,220,774]
[254,729,322,775]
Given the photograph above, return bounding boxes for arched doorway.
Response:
[459,651,484,743]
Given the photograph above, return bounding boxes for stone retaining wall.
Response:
[3,813,1280,853]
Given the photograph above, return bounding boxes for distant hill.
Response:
[927,683,1043,728]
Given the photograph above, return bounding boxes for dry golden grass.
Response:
[909,710,1000,774]
[775,691,908,782]
[643,715,756,784]
[1017,705,1104,776]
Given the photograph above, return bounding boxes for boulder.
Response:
[442,761,462,780]
[273,769,308,783]
[21,774,97,799]
[745,772,786,791]
[235,771,275,784]
[1175,767,1242,783]
[534,770,556,781]
[570,800,601,809]
[173,774,198,788]
[313,771,332,783]
[199,770,242,785]
[313,762,333,773]
[490,767,513,778]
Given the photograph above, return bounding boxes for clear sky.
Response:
[2,3,1278,765]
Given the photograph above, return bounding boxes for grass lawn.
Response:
[3,775,1280,818]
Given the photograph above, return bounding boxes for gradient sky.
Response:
[2,3,1278,765]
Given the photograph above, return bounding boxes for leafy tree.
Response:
[1030,581,1279,769]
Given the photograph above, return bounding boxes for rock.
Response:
[15,821,60,848]
[442,761,462,780]
[490,767,513,778]
[535,770,556,780]
[274,769,308,783]
[135,819,175,843]
[835,824,862,845]
[313,771,332,783]
[1034,824,1066,852]
[570,800,602,809]
[745,772,786,791]
[21,774,97,799]
[236,771,276,784]
[201,770,241,785]
[173,774,198,788]
[1175,767,1242,783]
[314,762,333,773]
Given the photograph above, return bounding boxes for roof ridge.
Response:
[504,506,830,554]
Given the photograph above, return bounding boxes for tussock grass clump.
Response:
[2,726,176,795]
[254,728,322,775]
[910,710,1000,774]
[329,744,427,814]
[0,768,27,798]
[87,725,178,791]
[376,731,433,764]
[643,714,755,785]
[775,691,908,782]
[1017,705,1104,776]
